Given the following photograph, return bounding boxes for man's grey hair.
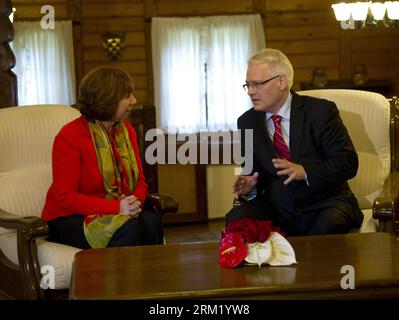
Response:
[248,48,294,89]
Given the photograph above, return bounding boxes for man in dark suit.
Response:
[227,48,363,236]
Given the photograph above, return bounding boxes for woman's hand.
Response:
[119,194,142,218]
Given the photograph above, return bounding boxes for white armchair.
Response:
[0,104,178,299]
[0,105,81,299]
[297,90,399,235]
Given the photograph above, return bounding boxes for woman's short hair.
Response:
[78,66,135,121]
[248,48,294,89]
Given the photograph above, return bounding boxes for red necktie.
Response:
[271,115,291,161]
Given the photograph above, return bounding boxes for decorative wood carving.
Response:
[0,0,17,108]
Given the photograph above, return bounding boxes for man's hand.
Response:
[272,159,306,185]
[232,172,259,199]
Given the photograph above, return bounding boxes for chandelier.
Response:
[332,1,399,29]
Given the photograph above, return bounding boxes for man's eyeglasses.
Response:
[242,75,280,92]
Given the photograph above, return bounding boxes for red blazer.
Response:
[42,116,147,221]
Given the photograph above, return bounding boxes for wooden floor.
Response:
[163,218,225,243]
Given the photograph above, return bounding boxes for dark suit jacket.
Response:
[238,91,361,222]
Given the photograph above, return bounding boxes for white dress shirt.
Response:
[265,92,292,146]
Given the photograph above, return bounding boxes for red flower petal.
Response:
[257,220,273,242]
[219,233,248,268]
[241,222,259,243]
[223,218,286,253]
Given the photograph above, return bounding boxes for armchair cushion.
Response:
[0,165,52,217]
[0,232,80,289]
[358,209,378,233]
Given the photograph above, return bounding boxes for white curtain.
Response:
[152,15,265,133]
[11,20,76,106]
[152,17,205,133]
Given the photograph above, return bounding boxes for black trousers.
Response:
[47,210,164,249]
[225,197,363,236]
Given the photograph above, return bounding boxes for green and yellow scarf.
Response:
[84,120,139,248]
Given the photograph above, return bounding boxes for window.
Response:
[152,15,265,133]
[11,21,76,106]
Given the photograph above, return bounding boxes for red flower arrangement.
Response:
[219,218,296,268]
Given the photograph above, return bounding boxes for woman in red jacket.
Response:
[42,67,163,248]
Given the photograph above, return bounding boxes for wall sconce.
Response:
[102,32,126,60]
[332,1,399,29]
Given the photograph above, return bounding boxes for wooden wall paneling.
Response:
[352,51,399,66]
[81,2,144,18]
[83,46,146,61]
[350,27,399,38]
[350,28,399,96]
[367,65,399,80]
[338,28,352,80]
[160,164,208,224]
[68,0,82,98]
[290,53,339,68]
[82,17,145,33]
[265,0,336,12]
[144,0,156,105]
[264,2,340,90]
[83,60,146,74]
[133,74,148,89]
[266,25,338,42]
[252,0,266,17]
[80,0,148,104]
[268,39,339,54]
[12,0,68,20]
[295,67,339,84]
[351,37,399,52]
[133,90,148,103]
[83,31,145,47]
[156,0,252,16]
[266,11,337,28]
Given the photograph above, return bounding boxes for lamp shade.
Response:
[332,3,351,21]
[350,2,371,21]
[386,1,399,19]
[370,2,386,20]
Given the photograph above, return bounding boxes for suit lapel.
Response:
[289,92,305,162]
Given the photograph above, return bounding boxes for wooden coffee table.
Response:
[69,232,399,299]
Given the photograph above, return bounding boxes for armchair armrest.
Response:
[144,193,179,215]
[0,209,48,240]
[0,209,48,299]
[373,171,399,237]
